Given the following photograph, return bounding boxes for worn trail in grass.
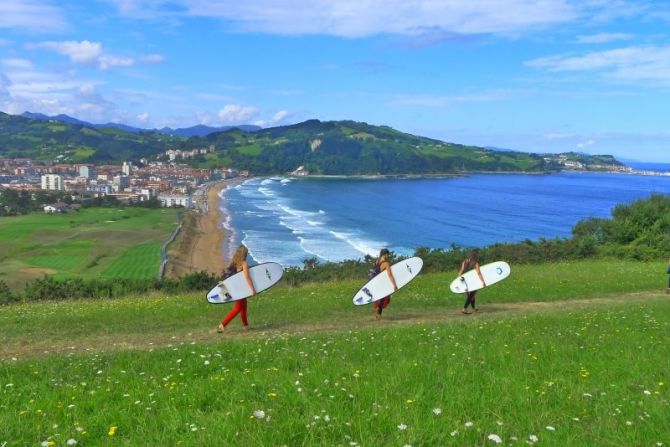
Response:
[1,259,667,360]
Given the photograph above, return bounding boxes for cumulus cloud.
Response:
[0,0,68,33]
[33,40,103,63]
[526,45,670,85]
[217,104,258,123]
[30,40,165,70]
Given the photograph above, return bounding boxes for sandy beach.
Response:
[165,177,245,277]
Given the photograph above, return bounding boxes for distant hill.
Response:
[0,112,624,175]
[157,124,261,137]
[20,111,259,137]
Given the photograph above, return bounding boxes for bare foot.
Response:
[217,324,225,333]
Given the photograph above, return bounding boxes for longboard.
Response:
[449,261,510,294]
[352,257,423,306]
[206,262,284,304]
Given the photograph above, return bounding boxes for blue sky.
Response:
[1,1,670,162]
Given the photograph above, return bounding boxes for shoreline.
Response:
[165,176,246,277]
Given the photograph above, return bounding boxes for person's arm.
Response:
[241,261,256,296]
[475,262,486,287]
[458,261,465,276]
[382,261,398,292]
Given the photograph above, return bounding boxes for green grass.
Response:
[1,259,669,445]
[101,242,163,278]
[0,208,178,288]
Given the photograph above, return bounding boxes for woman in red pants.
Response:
[217,245,256,332]
[373,248,398,320]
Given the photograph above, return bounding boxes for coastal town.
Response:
[0,150,250,212]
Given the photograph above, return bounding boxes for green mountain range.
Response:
[0,112,623,175]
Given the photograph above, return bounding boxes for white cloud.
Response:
[253,109,290,127]
[576,139,595,148]
[217,104,258,123]
[99,54,135,70]
[2,58,34,69]
[526,45,670,85]
[0,0,68,33]
[574,32,634,44]
[137,111,150,122]
[271,110,289,122]
[30,40,164,71]
[32,40,103,64]
[107,0,580,37]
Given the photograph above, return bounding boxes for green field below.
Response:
[1,259,668,446]
[0,208,179,288]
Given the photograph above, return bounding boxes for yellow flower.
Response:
[108,426,118,437]
[406,399,413,404]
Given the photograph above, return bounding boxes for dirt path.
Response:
[3,291,666,360]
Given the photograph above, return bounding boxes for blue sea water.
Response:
[220,173,670,266]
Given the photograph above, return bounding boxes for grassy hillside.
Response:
[0,112,180,162]
[0,208,179,289]
[1,260,668,445]
[1,112,622,174]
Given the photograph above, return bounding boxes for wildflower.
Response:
[487,434,502,444]
[450,430,458,436]
[529,434,539,443]
[108,426,118,437]
[432,408,442,415]
[546,426,556,431]
[253,410,266,419]
[268,392,277,398]
[465,421,474,427]
[644,390,651,395]
[67,439,78,446]
[405,399,413,404]
[397,423,407,430]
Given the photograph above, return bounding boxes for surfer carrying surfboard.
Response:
[459,250,486,314]
[217,245,256,333]
[373,248,398,320]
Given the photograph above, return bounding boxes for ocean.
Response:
[220,172,670,266]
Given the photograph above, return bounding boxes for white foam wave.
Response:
[329,230,384,257]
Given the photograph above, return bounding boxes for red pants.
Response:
[374,296,391,313]
[222,299,248,327]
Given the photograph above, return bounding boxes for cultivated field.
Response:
[1,260,668,446]
[0,208,179,289]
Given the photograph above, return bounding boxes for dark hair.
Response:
[380,248,390,257]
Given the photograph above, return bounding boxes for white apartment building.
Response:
[158,193,192,208]
[41,174,64,191]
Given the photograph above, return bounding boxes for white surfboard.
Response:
[207,262,284,304]
[449,261,510,294]
[352,257,423,306]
